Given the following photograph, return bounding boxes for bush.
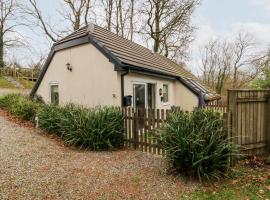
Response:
[0,94,125,151]
[60,105,124,150]
[38,104,63,135]
[157,108,237,181]
[0,94,40,121]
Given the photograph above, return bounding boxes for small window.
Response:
[51,85,59,105]
[163,84,169,103]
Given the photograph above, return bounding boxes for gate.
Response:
[123,107,170,155]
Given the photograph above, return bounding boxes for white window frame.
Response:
[163,84,169,104]
[49,82,59,104]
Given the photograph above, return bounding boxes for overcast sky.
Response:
[13,0,270,74]
[190,0,270,74]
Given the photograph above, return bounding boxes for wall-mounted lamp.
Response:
[66,63,72,72]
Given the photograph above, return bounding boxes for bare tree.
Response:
[129,0,134,41]
[25,0,94,43]
[200,39,232,93]
[62,0,92,31]
[141,0,199,60]
[101,0,114,31]
[231,33,255,88]
[98,0,136,40]
[0,0,25,67]
[200,32,261,94]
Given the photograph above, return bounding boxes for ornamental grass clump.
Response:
[0,94,40,121]
[59,105,124,150]
[0,94,124,151]
[158,108,238,181]
[38,104,63,135]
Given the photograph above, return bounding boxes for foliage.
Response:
[38,104,63,135]
[180,161,270,199]
[0,94,124,151]
[59,105,124,150]
[0,94,40,121]
[0,76,16,88]
[157,108,238,181]
[251,68,270,89]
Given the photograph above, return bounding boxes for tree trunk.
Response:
[153,2,160,53]
[107,0,113,31]
[164,36,169,57]
[233,67,237,88]
[74,13,81,31]
[0,30,4,68]
[130,0,134,41]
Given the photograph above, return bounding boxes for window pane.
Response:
[51,85,59,105]
[133,84,146,108]
[163,84,168,103]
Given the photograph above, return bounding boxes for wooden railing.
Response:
[0,68,38,82]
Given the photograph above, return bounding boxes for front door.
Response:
[133,83,146,108]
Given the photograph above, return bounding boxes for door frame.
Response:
[132,81,148,108]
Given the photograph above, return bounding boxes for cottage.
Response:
[31,24,219,111]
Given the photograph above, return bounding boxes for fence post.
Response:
[133,109,138,149]
[228,90,237,144]
[266,91,270,153]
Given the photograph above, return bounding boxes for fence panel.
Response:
[123,107,168,155]
[228,90,270,155]
[123,90,270,156]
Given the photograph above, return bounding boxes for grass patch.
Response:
[15,78,35,89]
[0,76,15,88]
[180,162,270,200]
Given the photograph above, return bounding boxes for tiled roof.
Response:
[56,25,219,100]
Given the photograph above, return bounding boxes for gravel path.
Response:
[0,113,193,200]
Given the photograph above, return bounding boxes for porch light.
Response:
[66,63,72,72]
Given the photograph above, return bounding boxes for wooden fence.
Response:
[0,67,38,81]
[206,102,228,113]
[123,107,170,155]
[228,90,270,155]
[122,89,270,156]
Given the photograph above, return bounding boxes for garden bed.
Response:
[0,97,269,199]
[0,111,193,200]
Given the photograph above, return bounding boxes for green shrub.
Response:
[157,108,237,181]
[0,93,19,108]
[38,104,63,135]
[0,94,40,121]
[0,94,124,151]
[60,105,124,150]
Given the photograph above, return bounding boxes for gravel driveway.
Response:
[0,113,192,200]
